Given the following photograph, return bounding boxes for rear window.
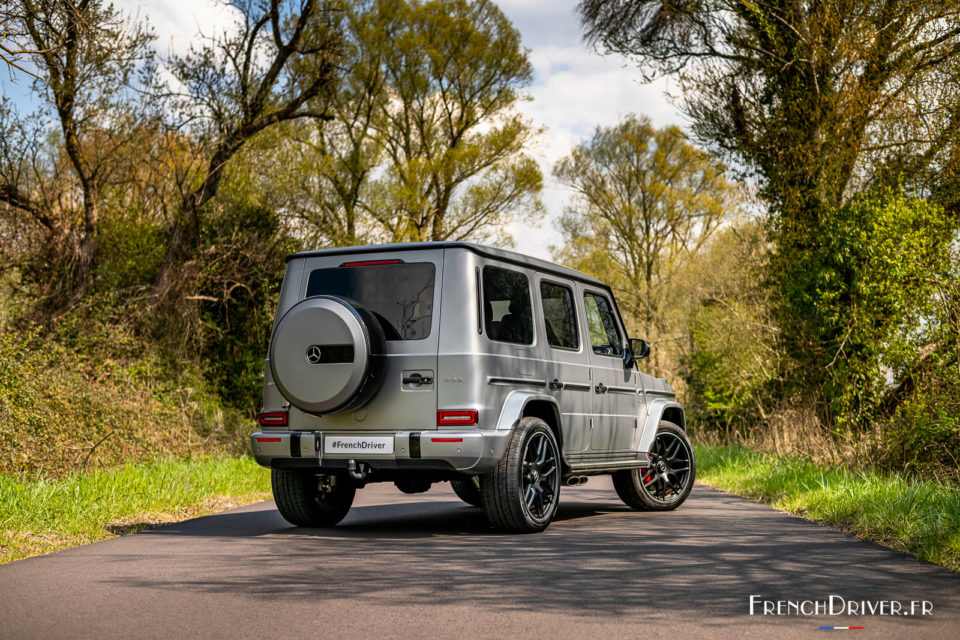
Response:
[482,266,533,345]
[305,262,435,340]
[540,281,579,350]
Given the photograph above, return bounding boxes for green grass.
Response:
[695,444,960,571]
[0,456,270,563]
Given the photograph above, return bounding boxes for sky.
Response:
[3,0,685,261]
[493,0,683,259]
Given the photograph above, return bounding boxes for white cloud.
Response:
[116,0,238,57]
[507,43,683,260]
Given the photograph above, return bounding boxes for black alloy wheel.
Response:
[521,430,560,520]
[642,428,694,504]
[613,421,695,511]
[481,417,561,532]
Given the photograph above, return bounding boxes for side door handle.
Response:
[549,378,564,391]
[595,382,607,394]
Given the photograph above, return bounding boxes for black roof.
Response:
[287,241,607,288]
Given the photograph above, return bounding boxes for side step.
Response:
[565,451,650,473]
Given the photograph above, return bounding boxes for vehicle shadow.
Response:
[129,497,631,539]
[106,486,960,624]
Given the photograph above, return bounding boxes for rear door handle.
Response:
[403,373,433,386]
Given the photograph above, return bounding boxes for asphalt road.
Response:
[1,477,957,639]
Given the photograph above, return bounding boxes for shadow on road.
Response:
[103,486,959,624]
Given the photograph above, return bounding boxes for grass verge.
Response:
[695,444,960,571]
[0,455,270,564]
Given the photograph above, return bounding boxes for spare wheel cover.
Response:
[269,295,383,415]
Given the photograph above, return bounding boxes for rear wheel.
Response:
[613,421,695,511]
[481,417,561,532]
[450,477,482,507]
[271,470,356,527]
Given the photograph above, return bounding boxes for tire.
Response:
[450,477,482,507]
[613,421,695,511]
[271,469,356,527]
[480,417,561,532]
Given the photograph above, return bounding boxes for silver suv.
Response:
[251,242,695,532]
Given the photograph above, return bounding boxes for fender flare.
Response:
[495,390,561,432]
[638,398,686,454]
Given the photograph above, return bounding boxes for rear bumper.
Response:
[250,429,512,474]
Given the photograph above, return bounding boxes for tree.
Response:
[578,1,960,423]
[283,0,542,248]
[782,190,955,428]
[680,221,779,438]
[0,0,153,307]
[0,4,40,78]
[151,0,342,301]
[553,114,741,375]
[264,2,392,249]
[578,1,960,224]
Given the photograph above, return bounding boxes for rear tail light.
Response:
[437,410,479,426]
[258,410,288,426]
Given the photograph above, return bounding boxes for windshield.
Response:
[305,262,435,340]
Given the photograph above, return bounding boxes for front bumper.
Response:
[250,429,512,474]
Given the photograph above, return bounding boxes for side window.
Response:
[539,281,579,349]
[483,266,533,345]
[583,292,622,356]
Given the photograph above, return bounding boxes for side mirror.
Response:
[622,338,650,369]
[629,338,650,362]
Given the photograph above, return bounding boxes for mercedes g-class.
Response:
[251,242,695,532]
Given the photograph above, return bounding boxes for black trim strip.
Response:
[306,344,354,364]
[409,432,421,459]
[566,451,645,462]
[290,432,301,458]
[607,385,636,395]
[487,377,546,387]
[476,266,483,334]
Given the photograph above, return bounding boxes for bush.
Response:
[880,363,960,477]
[681,222,779,436]
[777,189,956,429]
[0,313,252,481]
[195,202,293,415]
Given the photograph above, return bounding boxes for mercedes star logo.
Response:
[305,345,323,364]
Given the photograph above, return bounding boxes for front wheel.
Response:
[481,417,561,532]
[271,469,356,527]
[613,421,695,511]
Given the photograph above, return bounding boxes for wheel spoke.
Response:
[653,480,666,499]
[662,438,674,458]
[524,485,536,507]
